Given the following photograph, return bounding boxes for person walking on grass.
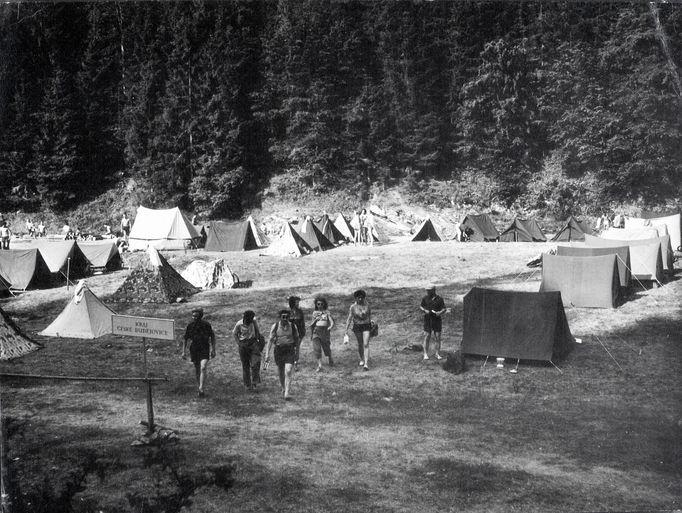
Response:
[264,310,300,400]
[181,308,216,398]
[310,296,335,372]
[420,286,446,361]
[232,310,262,391]
[345,289,372,371]
[0,222,11,250]
[288,295,306,370]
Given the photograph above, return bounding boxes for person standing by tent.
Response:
[232,310,262,391]
[420,286,446,361]
[120,212,131,240]
[0,221,11,250]
[181,308,216,398]
[359,208,369,245]
[288,296,306,370]
[263,310,300,400]
[344,289,372,371]
[310,296,335,372]
[351,211,363,246]
[37,220,45,237]
[365,210,375,247]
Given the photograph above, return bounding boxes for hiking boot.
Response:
[359,360,365,367]
[423,354,429,360]
[435,354,443,360]
[363,364,369,371]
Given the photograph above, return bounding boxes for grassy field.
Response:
[1,239,680,513]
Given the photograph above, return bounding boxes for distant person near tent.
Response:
[120,212,131,239]
[310,296,335,372]
[288,296,306,370]
[37,220,46,237]
[264,310,300,401]
[420,286,446,360]
[360,208,369,245]
[344,289,372,371]
[182,308,216,398]
[365,210,375,247]
[0,222,11,250]
[232,310,262,391]
[351,211,363,245]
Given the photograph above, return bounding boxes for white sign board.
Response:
[112,315,175,341]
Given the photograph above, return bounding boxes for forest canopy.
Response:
[0,1,680,218]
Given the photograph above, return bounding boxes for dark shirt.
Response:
[184,319,214,346]
[289,307,306,338]
[421,294,445,318]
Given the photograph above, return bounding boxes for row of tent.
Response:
[0,239,121,293]
[538,232,674,308]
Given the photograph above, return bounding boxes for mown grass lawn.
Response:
[1,240,680,512]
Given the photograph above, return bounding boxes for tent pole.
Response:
[481,355,489,370]
[66,257,71,290]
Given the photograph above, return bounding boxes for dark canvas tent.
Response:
[39,282,115,339]
[461,288,574,362]
[33,240,89,282]
[296,217,335,251]
[551,216,591,242]
[0,274,10,297]
[333,213,354,241]
[585,234,665,282]
[410,218,443,242]
[0,306,43,360]
[110,247,200,303]
[205,220,261,252]
[556,245,631,288]
[499,218,547,242]
[265,223,313,257]
[460,214,499,242]
[77,240,123,273]
[315,214,345,244]
[540,253,621,308]
[0,248,52,291]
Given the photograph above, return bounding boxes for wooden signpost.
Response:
[111,315,175,437]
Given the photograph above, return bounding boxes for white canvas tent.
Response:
[39,281,115,339]
[128,206,201,251]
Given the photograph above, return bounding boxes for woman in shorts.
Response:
[310,296,334,372]
[344,289,372,371]
[264,310,300,400]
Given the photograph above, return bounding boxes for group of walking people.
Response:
[181,286,447,401]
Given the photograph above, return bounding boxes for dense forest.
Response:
[0,1,680,219]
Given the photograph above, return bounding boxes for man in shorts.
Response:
[182,308,216,397]
[420,286,446,361]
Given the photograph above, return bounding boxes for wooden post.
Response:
[141,337,154,436]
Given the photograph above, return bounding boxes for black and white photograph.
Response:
[0,1,680,512]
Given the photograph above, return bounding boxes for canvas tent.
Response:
[0,248,52,291]
[556,244,631,288]
[630,212,681,251]
[551,216,591,242]
[296,217,335,251]
[0,306,42,360]
[39,282,115,339]
[460,214,499,242]
[333,213,355,241]
[181,259,236,289]
[410,218,443,242]
[0,274,10,297]
[33,240,89,282]
[77,240,123,273]
[601,227,661,240]
[540,253,620,308]
[315,214,346,245]
[461,287,574,362]
[585,233,673,275]
[499,218,547,242]
[205,220,261,252]
[110,246,200,303]
[265,223,314,257]
[128,206,201,251]
[584,234,664,282]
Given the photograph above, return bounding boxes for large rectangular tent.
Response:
[128,206,201,251]
[556,244,631,288]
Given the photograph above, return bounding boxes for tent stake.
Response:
[549,360,563,374]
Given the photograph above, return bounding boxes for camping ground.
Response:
[1,240,680,512]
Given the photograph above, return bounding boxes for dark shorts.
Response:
[424,315,442,333]
[190,341,210,363]
[274,344,296,366]
[312,326,332,358]
[352,323,371,335]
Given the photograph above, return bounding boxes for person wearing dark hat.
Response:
[420,286,446,361]
[182,308,216,398]
[288,296,306,369]
[344,289,372,371]
[264,309,300,400]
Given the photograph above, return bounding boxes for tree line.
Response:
[0,1,680,218]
